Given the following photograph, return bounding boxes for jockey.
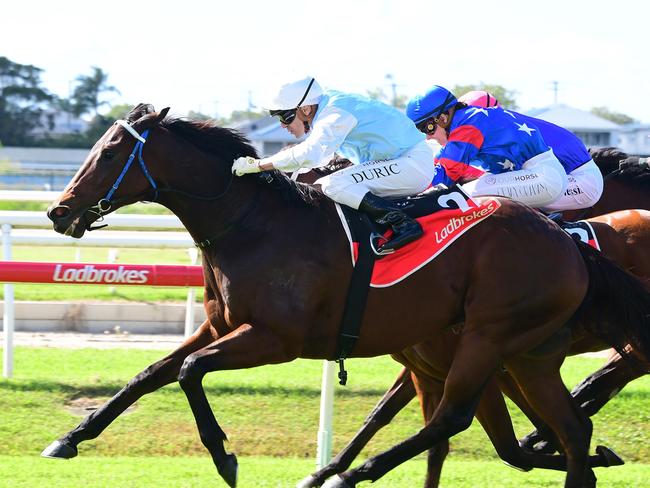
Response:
[406,85,568,210]
[458,90,604,211]
[232,76,434,253]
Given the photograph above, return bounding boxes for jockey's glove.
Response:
[232,156,262,176]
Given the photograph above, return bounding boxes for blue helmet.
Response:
[406,85,458,124]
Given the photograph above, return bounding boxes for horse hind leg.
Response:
[521,348,650,453]
[506,354,597,488]
[41,320,218,459]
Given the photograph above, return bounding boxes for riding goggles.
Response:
[416,117,439,135]
[270,108,297,125]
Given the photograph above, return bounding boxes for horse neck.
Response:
[147,137,338,251]
[145,134,260,243]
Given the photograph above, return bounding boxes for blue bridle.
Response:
[94,120,158,215]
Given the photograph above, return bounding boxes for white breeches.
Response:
[316,140,435,209]
[540,160,604,212]
[461,149,568,209]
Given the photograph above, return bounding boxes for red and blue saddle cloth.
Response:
[560,220,601,250]
[335,186,501,287]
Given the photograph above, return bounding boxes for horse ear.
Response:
[139,107,170,130]
[156,107,170,122]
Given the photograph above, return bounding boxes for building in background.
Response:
[525,104,650,156]
[525,104,620,147]
[616,122,650,156]
[232,116,304,157]
[30,111,89,139]
[0,146,86,190]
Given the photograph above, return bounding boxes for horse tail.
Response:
[574,240,650,360]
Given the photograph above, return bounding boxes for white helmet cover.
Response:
[262,76,323,110]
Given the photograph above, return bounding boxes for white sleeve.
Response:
[261,106,357,172]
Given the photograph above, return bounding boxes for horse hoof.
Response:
[596,445,625,467]
[322,475,352,488]
[217,453,238,488]
[522,439,556,454]
[296,475,320,488]
[501,459,532,472]
[41,440,78,459]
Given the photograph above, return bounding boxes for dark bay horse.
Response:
[300,209,650,488]
[43,104,650,488]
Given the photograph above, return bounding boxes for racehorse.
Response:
[43,104,650,488]
[299,209,650,488]
[296,151,650,487]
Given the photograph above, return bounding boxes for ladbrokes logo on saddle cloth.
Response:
[337,186,501,288]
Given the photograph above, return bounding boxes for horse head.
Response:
[47,103,170,238]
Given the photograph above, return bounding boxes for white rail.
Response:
[0,210,183,229]
[1,212,199,380]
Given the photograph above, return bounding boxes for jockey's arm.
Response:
[260,107,357,172]
[435,128,486,184]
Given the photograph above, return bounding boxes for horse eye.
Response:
[101,149,116,160]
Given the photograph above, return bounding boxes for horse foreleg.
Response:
[297,367,416,488]
[412,376,448,488]
[325,337,497,488]
[178,322,297,488]
[41,320,217,459]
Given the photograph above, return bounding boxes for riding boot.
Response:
[358,192,423,253]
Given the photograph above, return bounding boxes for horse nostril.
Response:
[47,205,71,221]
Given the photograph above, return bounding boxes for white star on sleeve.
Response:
[499,160,515,171]
[515,122,536,136]
[503,110,517,118]
[466,107,489,118]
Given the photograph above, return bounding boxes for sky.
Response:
[2,0,648,122]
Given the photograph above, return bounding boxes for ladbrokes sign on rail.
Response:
[52,264,150,284]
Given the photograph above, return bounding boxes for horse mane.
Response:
[589,147,628,175]
[157,115,327,207]
[589,146,650,187]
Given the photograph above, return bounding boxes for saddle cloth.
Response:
[560,220,601,250]
[336,186,501,287]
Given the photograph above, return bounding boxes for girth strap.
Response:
[334,212,377,385]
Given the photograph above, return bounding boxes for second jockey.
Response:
[406,85,568,210]
[232,76,434,253]
[458,90,604,211]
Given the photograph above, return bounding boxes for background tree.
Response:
[69,67,120,117]
[223,108,266,125]
[0,56,53,145]
[590,106,636,125]
[366,87,408,109]
[450,83,518,109]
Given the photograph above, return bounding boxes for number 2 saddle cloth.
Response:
[336,185,501,287]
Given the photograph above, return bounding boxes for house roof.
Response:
[234,116,305,143]
[525,104,620,131]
